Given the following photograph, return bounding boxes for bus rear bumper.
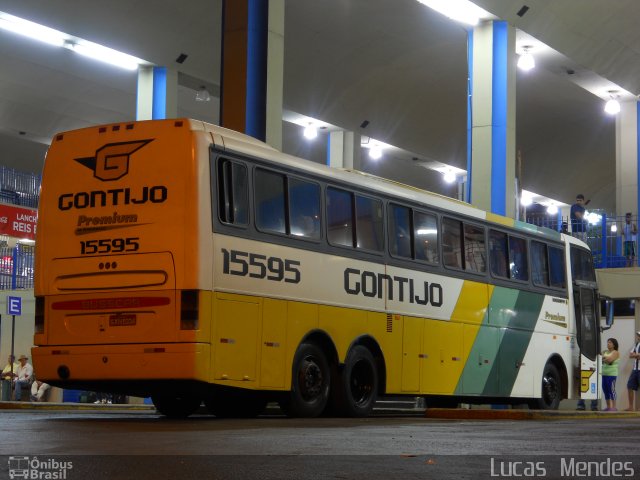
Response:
[31,343,211,384]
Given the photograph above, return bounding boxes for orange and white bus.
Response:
[33,118,610,417]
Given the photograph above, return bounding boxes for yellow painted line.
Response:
[425,408,640,420]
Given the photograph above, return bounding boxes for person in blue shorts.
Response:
[625,331,640,411]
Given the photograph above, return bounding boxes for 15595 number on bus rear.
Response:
[80,237,140,255]
[221,248,301,283]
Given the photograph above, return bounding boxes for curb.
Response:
[424,408,640,420]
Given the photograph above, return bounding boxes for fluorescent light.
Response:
[0,13,66,47]
[611,224,618,233]
[517,50,535,71]
[521,194,533,207]
[443,170,456,183]
[415,0,490,26]
[303,124,318,140]
[546,204,558,215]
[369,146,383,160]
[67,41,140,70]
[604,98,620,115]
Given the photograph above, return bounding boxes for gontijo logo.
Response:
[75,139,153,181]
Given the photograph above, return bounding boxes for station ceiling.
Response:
[0,0,638,213]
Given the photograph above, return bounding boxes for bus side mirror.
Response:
[605,298,614,327]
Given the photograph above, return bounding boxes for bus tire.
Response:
[152,394,201,418]
[204,393,267,418]
[531,363,562,410]
[335,345,378,417]
[285,342,330,418]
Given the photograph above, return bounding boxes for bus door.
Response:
[571,245,600,401]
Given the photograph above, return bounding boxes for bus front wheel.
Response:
[282,343,330,418]
[531,363,562,410]
[152,394,201,418]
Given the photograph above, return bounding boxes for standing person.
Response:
[13,354,33,401]
[601,338,620,411]
[1,355,18,401]
[570,194,588,241]
[625,331,640,411]
[622,213,637,267]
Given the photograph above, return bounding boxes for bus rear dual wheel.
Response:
[281,343,379,418]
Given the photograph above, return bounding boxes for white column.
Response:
[329,131,361,170]
[266,0,284,150]
[616,101,639,216]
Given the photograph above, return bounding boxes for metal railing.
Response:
[0,242,34,290]
[0,166,41,209]
[527,211,638,269]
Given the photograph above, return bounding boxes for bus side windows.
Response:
[442,218,463,269]
[489,230,509,278]
[217,159,249,226]
[414,211,439,264]
[289,178,321,240]
[509,236,528,281]
[327,187,354,247]
[255,169,286,234]
[548,247,566,288]
[389,204,412,258]
[355,195,383,252]
[570,246,596,283]
[463,223,486,273]
[531,241,549,286]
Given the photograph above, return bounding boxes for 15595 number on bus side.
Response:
[221,248,301,283]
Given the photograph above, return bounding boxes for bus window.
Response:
[389,204,412,258]
[531,241,549,286]
[289,178,321,239]
[549,247,566,288]
[509,236,528,281]
[327,187,354,247]
[355,195,383,252]
[255,169,286,234]
[442,218,463,269]
[571,247,596,283]
[414,211,439,264]
[489,230,508,278]
[464,224,486,273]
[217,159,248,226]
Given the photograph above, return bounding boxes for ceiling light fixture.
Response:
[195,86,211,102]
[520,194,533,207]
[443,170,456,183]
[369,145,383,160]
[0,13,66,46]
[546,204,558,215]
[415,0,489,26]
[517,46,535,71]
[303,123,318,140]
[66,41,141,70]
[604,91,621,115]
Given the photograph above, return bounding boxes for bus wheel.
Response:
[204,393,267,418]
[531,363,562,410]
[152,394,201,418]
[338,346,378,417]
[285,343,330,417]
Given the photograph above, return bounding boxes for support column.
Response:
[136,66,178,120]
[616,101,639,217]
[328,131,361,170]
[467,20,516,218]
[220,0,284,149]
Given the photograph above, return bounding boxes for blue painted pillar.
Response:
[136,66,177,120]
[467,21,516,218]
[220,0,284,148]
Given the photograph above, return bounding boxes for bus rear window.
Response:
[217,159,248,226]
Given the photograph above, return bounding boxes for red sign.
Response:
[0,204,38,240]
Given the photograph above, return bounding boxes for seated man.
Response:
[13,354,33,401]
[30,380,50,402]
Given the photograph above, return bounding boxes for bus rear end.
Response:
[32,119,210,403]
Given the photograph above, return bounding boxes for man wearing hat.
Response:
[626,331,640,411]
[13,354,33,401]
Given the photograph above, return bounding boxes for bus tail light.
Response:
[180,290,199,330]
[35,296,44,334]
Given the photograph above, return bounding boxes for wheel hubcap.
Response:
[350,360,373,406]
[298,356,323,401]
